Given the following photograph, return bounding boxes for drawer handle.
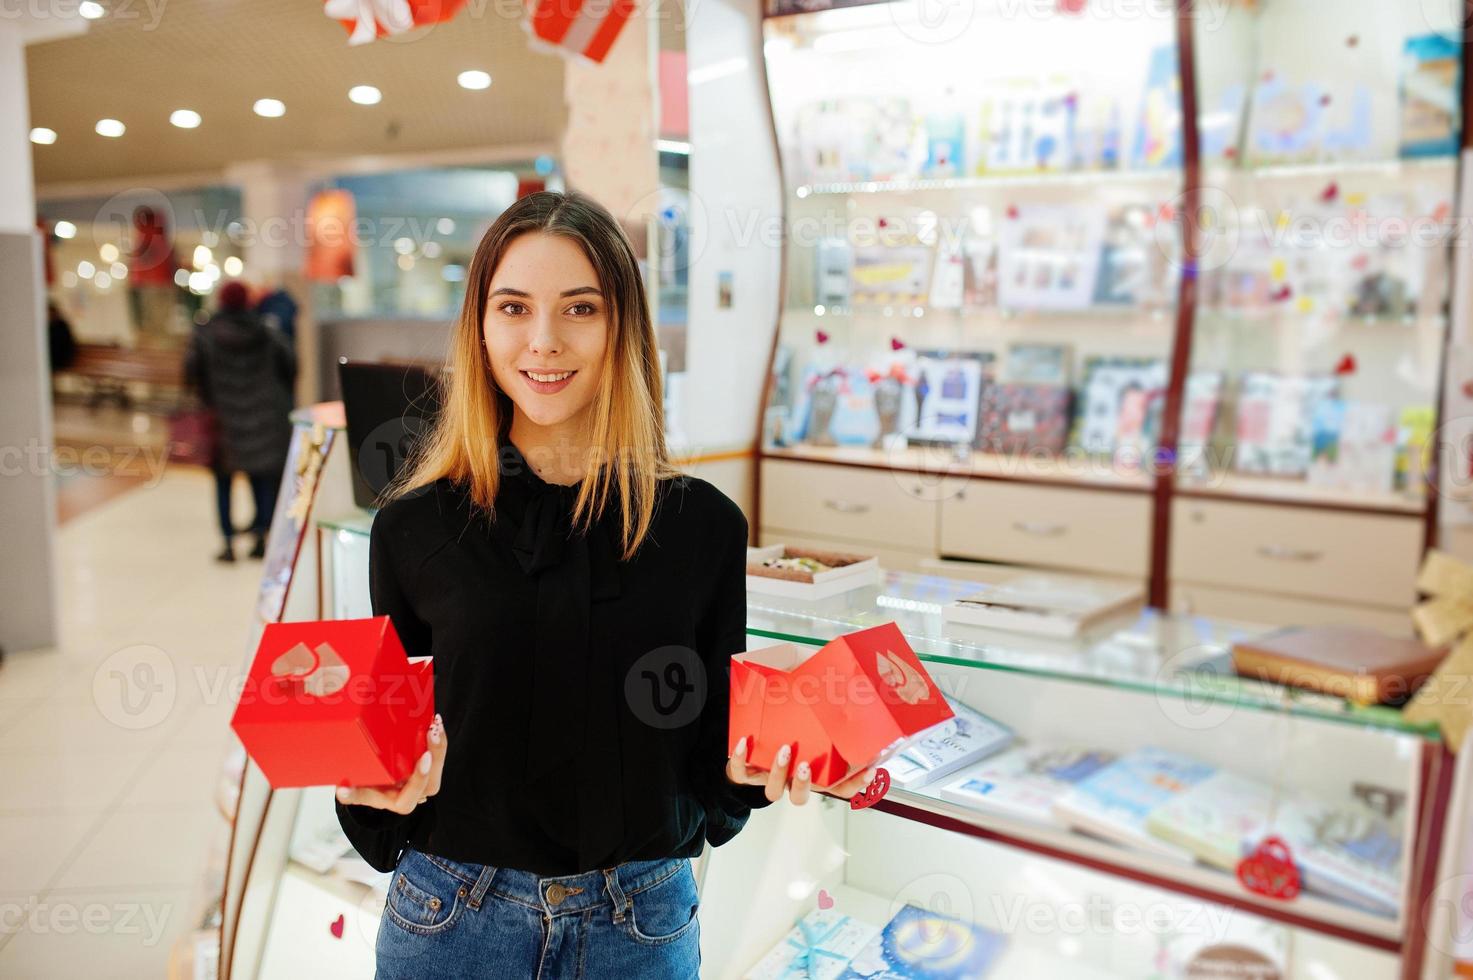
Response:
[823,499,870,515]
[1256,545,1323,563]
[1012,521,1067,537]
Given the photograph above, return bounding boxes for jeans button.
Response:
[546,883,567,906]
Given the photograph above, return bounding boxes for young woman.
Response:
[334,192,877,978]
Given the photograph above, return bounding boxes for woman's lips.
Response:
[520,369,576,394]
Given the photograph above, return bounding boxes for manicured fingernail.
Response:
[796,761,810,782]
[734,737,748,757]
[429,724,441,745]
[776,744,792,767]
[335,787,350,802]
[418,751,432,774]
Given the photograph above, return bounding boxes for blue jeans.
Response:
[375,848,702,979]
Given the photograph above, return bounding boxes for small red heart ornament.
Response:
[329,913,345,938]
[1461,379,1473,400]
[850,768,891,810]
[1006,205,1020,220]
[817,889,834,910]
[1334,353,1357,376]
[1320,181,1339,203]
[890,337,905,351]
[1270,284,1292,302]
[815,330,830,345]
[1237,837,1301,901]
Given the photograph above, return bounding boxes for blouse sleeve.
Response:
[333,506,433,872]
[687,493,773,847]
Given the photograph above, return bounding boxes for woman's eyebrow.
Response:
[489,286,602,298]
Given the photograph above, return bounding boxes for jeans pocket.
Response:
[623,861,700,947]
[384,849,470,936]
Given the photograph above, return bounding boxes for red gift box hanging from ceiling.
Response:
[524,0,635,64]
[323,0,467,45]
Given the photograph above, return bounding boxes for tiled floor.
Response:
[0,464,264,976]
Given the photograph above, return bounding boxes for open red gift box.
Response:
[230,616,434,789]
[728,621,954,787]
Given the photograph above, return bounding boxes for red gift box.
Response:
[728,622,954,787]
[230,616,434,789]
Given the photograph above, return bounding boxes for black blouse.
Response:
[335,441,772,875]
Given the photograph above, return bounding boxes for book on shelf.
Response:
[1401,34,1461,158]
[886,701,1014,790]
[941,572,1142,638]
[974,384,1073,457]
[1144,770,1404,917]
[1072,357,1168,456]
[1232,372,1340,477]
[939,744,1117,825]
[907,350,993,447]
[838,903,1008,979]
[1051,747,1217,861]
[1230,624,1445,705]
[997,204,1108,311]
[1003,342,1071,387]
[850,241,934,309]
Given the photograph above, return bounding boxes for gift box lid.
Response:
[232,615,417,725]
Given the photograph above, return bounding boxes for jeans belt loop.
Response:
[603,868,630,925]
[466,864,497,911]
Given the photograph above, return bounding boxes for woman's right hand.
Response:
[336,713,447,814]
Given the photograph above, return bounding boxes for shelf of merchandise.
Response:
[752,0,1468,624]
[735,566,1452,979]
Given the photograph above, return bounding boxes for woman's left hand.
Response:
[725,737,878,806]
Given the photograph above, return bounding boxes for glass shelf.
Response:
[320,508,1437,740]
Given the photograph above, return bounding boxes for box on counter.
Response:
[730,622,955,788]
[838,903,1008,979]
[747,545,881,601]
[744,907,881,980]
[230,616,434,789]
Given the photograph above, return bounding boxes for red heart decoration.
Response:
[817,888,834,910]
[850,768,891,810]
[1057,0,1087,13]
[1006,205,1020,220]
[1435,202,1453,224]
[1346,34,1359,47]
[1319,94,1332,107]
[1236,836,1301,901]
[1270,284,1292,302]
[1350,254,1370,271]
[1334,353,1357,376]
[877,217,889,228]
[1320,181,1339,203]
[1224,147,1238,160]
[890,337,905,351]
[815,330,830,345]
[329,913,345,939]
[1462,380,1473,400]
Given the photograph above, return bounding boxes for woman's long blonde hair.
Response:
[384,190,679,559]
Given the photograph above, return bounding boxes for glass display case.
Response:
[760,2,1185,489]
[753,0,1467,630]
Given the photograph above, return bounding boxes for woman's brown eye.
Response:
[501,303,525,316]
[569,303,595,316]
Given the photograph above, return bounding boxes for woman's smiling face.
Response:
[483,232,609,433]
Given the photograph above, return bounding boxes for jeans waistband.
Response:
[411,850,686,920]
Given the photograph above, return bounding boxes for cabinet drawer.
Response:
[1171,499,1422,607]
[759,458,938,552]
[939,481,1152,577]
[1170,582,1415,636]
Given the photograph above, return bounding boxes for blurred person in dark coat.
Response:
[185,280,296,562]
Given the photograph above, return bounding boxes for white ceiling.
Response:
[26,0,570,186]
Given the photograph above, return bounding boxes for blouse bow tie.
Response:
[496,450,625,869]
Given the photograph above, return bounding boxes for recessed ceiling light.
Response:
[79,1,104,18]
[99,243,119,262]
[95,118,125,138]
[253,99,286,118]
[457,70,492,91]
[170,109,201,129]
[348,85,382,106]
[54,221,77,239]
[223,256,244,276]
[30,127,57,145]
